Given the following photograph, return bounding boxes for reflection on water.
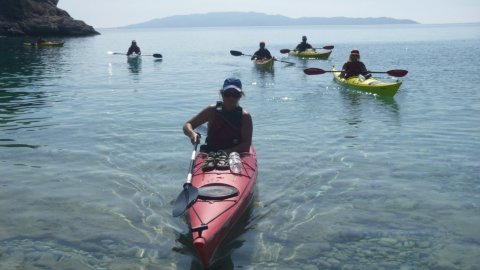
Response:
[339,87,400,126]
[0,39,60,148]
[173,204,254,270]
[252,65,275,89]
[127,57,142,74]
[0,39,66,89]
[292,57,335,70]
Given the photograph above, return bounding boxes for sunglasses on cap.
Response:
[223,89,242,98]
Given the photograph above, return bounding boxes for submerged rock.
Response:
[0,0,99,36]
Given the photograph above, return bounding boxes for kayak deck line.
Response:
[191,197,239,227]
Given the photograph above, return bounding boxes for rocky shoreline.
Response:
[0,0,99,37]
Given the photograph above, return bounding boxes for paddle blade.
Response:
[387,69,408,77]
[153,53,163,58]
[172,185,198,217]
[107,51,115,55]
[280,49,290,54]
[323,45,334,50]
[303,68,326,75]
[230,50,243,56]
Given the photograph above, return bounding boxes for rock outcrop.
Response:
[0,0,99,36]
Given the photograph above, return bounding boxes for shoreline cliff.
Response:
[0,0,99,37]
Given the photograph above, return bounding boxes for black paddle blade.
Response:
[323,45,334,50]
[303,68,326,75]
[153,53,163,58]
[280,49,290,54]
[387,69,408,77]
[172,185,198,217]
[230,50,243,56]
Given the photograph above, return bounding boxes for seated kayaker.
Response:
[251,41,273,60]
[340,49,372,79]
[37,37,47,45]
[183,77,253,170]
[127,40,141,56]
[295,36,313,52]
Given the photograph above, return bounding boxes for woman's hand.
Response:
[190,132,200,145]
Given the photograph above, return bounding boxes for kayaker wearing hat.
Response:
[183,77,253,155]
[251,41,273,60]
[295,36,313,52]
[127,40,141,56]
[340,50,372,79]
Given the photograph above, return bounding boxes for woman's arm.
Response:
[360,62,371,78]
[183,106,213,144]
[266,49,273,59]
[340,62,348,78]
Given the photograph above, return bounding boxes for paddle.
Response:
[230,50,295,65]
[172,135,201,217]
[303,68,408,77]
[280,46,334,54]
[107,51,162,58]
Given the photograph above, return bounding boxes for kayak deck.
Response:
[127,53,141,59]
[189,146,257,267]
[332,68,402,96]
[289,49,332,59]
[253,58,274,68]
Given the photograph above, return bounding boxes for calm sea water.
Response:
[1,24,479,270]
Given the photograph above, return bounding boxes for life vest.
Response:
[343,61,368,78]
[205,101,243,151]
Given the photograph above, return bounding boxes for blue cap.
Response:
[222,77,242,92]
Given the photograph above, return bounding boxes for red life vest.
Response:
[206,102,243,151]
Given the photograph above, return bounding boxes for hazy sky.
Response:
[58,0,480,28]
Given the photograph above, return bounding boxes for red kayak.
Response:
[188,146,258,267]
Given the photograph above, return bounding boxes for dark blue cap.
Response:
[222,77,242,92]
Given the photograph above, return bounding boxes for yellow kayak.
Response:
[289,49,331,59]
[23,42,65,47]
[253,58,274,68]
[332,68,402,96]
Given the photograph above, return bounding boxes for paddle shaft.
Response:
[313,70,396,74]
[304,67,408,77]
[185,141,199,185]
[231,50,294,65]
[280,46,334,54]
[111,52,162,58]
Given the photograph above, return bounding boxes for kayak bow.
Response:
[253,58,274,69]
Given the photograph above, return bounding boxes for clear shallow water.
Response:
[1,24,479,269]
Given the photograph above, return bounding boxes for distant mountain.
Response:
[121,12,418,28]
